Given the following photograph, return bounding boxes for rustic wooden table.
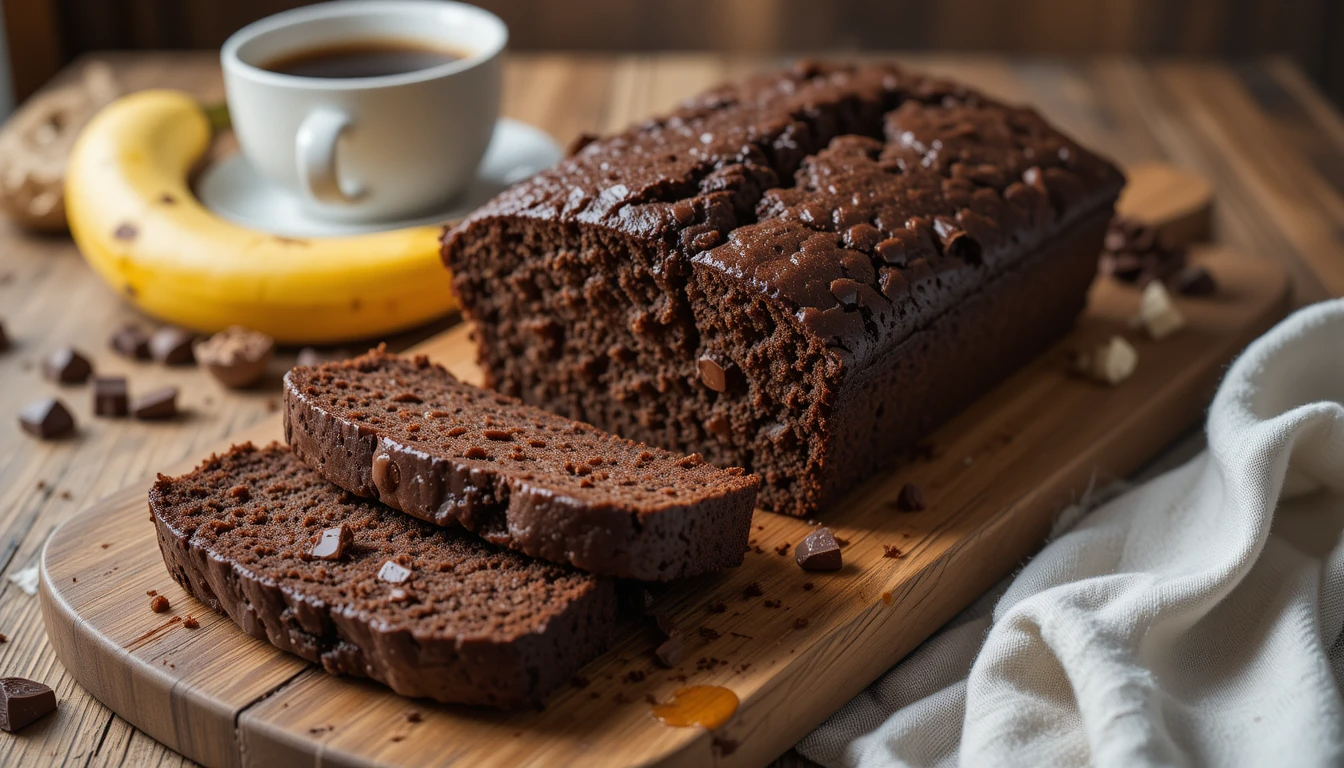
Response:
[0,51,1341,767]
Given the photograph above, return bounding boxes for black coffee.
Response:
[262,40,463,79]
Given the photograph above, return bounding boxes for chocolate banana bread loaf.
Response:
[284,349,759,580]
[442,60,1124,516]
[150,442,615,708]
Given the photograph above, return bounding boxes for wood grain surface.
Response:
[40,248,1288,767]
[2,52,1344,767]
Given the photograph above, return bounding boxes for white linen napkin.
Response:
[797,298,1344,768]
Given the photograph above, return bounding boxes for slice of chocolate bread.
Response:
[284,349,760,581]
[442,60,1123,516]
[150,442,615,708]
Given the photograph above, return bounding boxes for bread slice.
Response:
[150,442,615,708]
[283,349,759,581]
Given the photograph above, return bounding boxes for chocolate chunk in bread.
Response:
[442,60,1123,516]
[284,349,759,581]
[150,443,615,708]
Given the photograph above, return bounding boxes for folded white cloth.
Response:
[797,299,1344,768]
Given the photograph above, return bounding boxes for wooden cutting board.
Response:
[38,248,1288,768]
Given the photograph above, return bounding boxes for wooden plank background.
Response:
[8,1,1344,108]
[0,51,1343,765]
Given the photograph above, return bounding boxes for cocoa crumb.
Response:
[623,669,646,683]
[883,545,906,559]
[404,710,422,723]
[150,595,170,613]
[182,615,199,629]
[802,582,814,591]
[763,599,782,609]
[100,543,109,549]
[59,490,71,500]
[775,542,791,556]
[706,602,727,614]
[743,582,763,598]
[147,590,157,596]
[794,617,810,629]
[0,633,7,643]
[698,626,721,640]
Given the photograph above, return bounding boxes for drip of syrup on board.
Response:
[650,685,739,729]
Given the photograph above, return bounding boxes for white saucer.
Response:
[197,118,562,237]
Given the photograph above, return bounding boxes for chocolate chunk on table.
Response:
[92,376,129,417]
[109,324,151,359]
[131,386,178,420]
[795,527,843,571]
[149,327,196,365]
[0,677,56,732]
[896,482,927,511]
[18,398,75,439]
[1175,265,1218,296]
[42,347,92,383]
[194,326,275,389]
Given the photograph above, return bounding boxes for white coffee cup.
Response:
[221,0,506,223]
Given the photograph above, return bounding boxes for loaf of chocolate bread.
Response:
[442,61,1124,516]
[284,349,759,580]
[150,443,615,708]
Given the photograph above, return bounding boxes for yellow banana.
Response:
[66,90,456,344]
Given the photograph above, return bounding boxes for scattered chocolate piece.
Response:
[194,326,275,388]
[795,527,843,571]
[774,542,791,556]
[131,386,178,420]
[182,615,199,629]
[149,327,196,365]
[310,524,351,561]
[18,398,74,439]
[654,633,685,667]
[883,545,905,559]
[794,617,810,629]
[623,669,646,683]
[697,355,733,392]
[0,320,8,352]
[654,613,679,638]
[150,594,170,612]
[802,582,814,591]
[706,602,727,614]
[763,599,782,608]
[42,346,92,383]
[1100,216,1186,286]
[697,627,721,640]
[1175,264,1217,296]
[146,590,157,596]
[896,482,927,512]
[109,324,151,359]
[404,709,423,723]
[378,560,411,584]
[92,376,129,417]
[0,634,7,643]
[0,678,56,732]
[743,582,764,598]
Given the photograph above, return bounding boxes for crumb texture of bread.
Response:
[284,350,759,580]
[442,60,1124,516]
[149,442,616,708]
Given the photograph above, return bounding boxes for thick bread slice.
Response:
[283,349,759,581]
[150,442,615,708]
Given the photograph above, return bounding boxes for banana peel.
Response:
[65,89,456,344]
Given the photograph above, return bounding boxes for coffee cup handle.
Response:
[296,109,364,204]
